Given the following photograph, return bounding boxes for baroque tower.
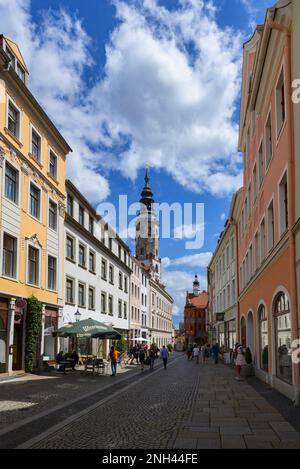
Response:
[135,168,161,279]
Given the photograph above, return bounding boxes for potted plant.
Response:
[242,347,254,377]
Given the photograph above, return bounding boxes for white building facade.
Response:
[63,180,131,355]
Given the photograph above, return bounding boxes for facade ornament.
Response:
[0,146,5,167]
[26,234,43,248]
[58,201,66,218]
[20,161,30,175]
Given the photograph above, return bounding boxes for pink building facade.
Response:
[237,2,299,402]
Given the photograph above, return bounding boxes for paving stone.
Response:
[221,435,246,449]
[244,436,274,449]
[197,438,221,449]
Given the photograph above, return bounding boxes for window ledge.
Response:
[4,128,22,148]
[66,257,76,264]
[78,264,87,270]
[66,302,76,306]
[1,274,18,283]
[47,172,59,184]
[29,153,43,168]
[89,270,96,275]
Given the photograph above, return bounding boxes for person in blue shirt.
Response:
[160,345,169,369]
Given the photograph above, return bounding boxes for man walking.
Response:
[160,345,169,370]
[212,342,220,365]
[193,344,200,364]
[108,346,119,377]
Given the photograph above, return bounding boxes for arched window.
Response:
[241,316,246,348]
[258,305,268,372]
[274,292,292,384]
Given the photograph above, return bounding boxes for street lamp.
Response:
[74,308,81,322]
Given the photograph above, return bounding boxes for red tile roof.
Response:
[186,291,208,309]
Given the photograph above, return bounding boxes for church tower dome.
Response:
[193,274,200,296]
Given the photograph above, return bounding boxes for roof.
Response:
[186,291,208,309]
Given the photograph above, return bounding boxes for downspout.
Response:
[268,14,299,398]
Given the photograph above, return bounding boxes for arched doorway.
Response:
[241,316,246,348]
[273,292,292,384]
[247,311,254,356]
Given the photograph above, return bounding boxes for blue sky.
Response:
[0,0,272,325]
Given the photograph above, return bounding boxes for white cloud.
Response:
[0,0,244,204]
[220,213,226,222]
[163,252,212,268]
[174,223,204,240]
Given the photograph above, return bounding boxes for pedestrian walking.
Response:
[193,344,200,364]
[139,347,146,371]
[200,344,206,364]
[212,342,220,364]
[187,344,193,360]
[108,346,119,377]
[149,347,155,370]
[235,345,246,381]
[160,345,169,369]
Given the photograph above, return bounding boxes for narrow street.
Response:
[1,354,300,449]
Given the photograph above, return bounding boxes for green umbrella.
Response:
[52,318,122,340]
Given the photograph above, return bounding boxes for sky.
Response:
[0,0,272,326]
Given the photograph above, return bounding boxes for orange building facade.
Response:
[237,2,299,402]
[184,276,208,347]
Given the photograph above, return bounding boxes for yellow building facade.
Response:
[0,36,71,374]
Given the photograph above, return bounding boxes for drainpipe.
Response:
[268,14,299,401]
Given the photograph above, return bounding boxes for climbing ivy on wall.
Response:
[25,296,43,372]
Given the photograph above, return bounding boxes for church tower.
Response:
[193,274,200,296]
[135,168,161,279]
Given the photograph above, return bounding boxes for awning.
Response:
[52,318,122,340]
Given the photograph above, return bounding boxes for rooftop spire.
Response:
[140,165,154,209]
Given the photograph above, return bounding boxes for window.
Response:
[124,302,127,320]
[16,63,25,82]
[66,277,74,303]
[6,48,15,68]
[267,201,275,252]
[274,293,292,384]
[101,259,107,280]
[89,251,95,272]
[124,276,128,293]
[109,238,112,250]
[108,295,113,316]
[260,219,265,263]
[5,162,18,203]
[66,235,75,261]
[78,283,86,307]
[279,172,288,237]
[118,300,122,318]
[258,144,264,188]
[49,150,57,179]
[109,265,114,284]
[30,183,41,219]
[31,128,41,162]
[119,271,123,290]
[101,292,107,314]
[89,216,94,235]
[28,246,39,285]
[253,165,257,202]
[79,244,86,268]
[258,305,268,372]
[47,256,56,290]
[2,233,17,278]
[232,279,236,304]
[254,232,259,272]
[8,101,20,138]
[118,246,121,259]
[48,200,57,231]
[88,287,95,309]
[67,194,73,217]
[276,68,285,137]
[79,206,84,226]
[265,113,273,168]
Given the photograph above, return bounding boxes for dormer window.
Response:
[5,45,26,83]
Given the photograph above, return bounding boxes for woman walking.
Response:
[235,345,246,381]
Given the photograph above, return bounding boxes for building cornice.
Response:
[0,53,72,155]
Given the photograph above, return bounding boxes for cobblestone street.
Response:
[1,353,300,449]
